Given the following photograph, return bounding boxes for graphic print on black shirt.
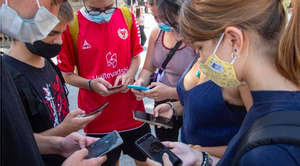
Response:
[43,75,69,127]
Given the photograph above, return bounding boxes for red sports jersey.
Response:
[58,8,144,134]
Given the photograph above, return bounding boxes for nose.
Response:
[53,36,63,45]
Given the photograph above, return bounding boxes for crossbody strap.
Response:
[158,40,182,74]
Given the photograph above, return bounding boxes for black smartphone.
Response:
[133,110,173,129]
[85,130,123,159]
[80,102,109,117]
[135,133,182,166]
[107,85,124,90]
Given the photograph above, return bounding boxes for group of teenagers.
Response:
[1,0,299,166]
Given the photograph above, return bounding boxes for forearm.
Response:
[40,124,72,137]
[62,72,89,90]
[34,134,62,155]
[138,68,153,86]
[173,101,184,116]
[167,87,179,100]
[127,55,141,77]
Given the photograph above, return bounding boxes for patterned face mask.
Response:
[198,33,245,88]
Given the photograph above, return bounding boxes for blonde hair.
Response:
[58,2,74,25]
[181,0,300,87]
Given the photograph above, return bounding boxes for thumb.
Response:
[72,148,89,160]
[146,157,162,166]
[162,153,173,166]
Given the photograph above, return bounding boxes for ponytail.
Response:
[276,0,300,87]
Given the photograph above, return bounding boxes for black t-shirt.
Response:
[3,55,69,166]
[1,56,44,165]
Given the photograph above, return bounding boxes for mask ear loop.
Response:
[213,33,225,55]
[36,0,41,8]
[5,0,8,5]
[230,52,240,65]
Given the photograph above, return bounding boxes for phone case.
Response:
[133,110,173,129]
[128,85,150,91]
[135,133,182,166]
[85,130,123,159]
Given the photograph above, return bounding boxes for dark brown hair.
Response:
[180,0,300,87]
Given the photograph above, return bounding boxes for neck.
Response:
[7,41,45,68]
[242,55,299,91]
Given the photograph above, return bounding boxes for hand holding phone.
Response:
[135,133,182,166]
[128,85,150,91]
[85,130,123,159]
[107,85,123,90]
[78,102,109,117]
[133,110,173,129]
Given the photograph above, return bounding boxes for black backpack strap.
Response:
[232,111,300,166]
[4,62,39,116]
[4,60,54,129]
[158,40,182,74]
[46,58,69,106]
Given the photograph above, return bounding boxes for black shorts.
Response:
[86,123,151,166]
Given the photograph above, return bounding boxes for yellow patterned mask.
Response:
[198,33,245,88]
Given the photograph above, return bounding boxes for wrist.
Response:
[88,79,94,91]
[166,101,178,120]
[201,152,213,166]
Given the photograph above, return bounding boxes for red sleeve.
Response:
[130,12,143,58]
[57,24,76,73]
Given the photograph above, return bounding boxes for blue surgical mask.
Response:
[90,12,113,24]
[0,0,59,42]
[158,22,173,32]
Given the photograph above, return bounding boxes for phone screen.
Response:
[133,110,173,129]
[85,130,123,159]
[84,102,109,117]
[135,133,182,166]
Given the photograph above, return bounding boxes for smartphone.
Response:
[133,110,173,129]
[128,85,150,91]
[107,85,124,90]
[79,102,109,117]
[135,133,182,166]
[85,130,123,159]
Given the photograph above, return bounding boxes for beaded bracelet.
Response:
[202,152,213,166]
[166,101,178,120]
[88,79,94,92]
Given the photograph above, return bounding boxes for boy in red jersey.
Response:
[57,0,151,165]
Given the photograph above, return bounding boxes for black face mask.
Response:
[25,40,61,59]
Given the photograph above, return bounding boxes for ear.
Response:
[224,26,243,58]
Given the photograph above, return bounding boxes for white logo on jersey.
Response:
[82,40,91,50]
[118,28,128,40]
[106,52,117,68]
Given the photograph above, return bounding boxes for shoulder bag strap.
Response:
[158,40,182,74]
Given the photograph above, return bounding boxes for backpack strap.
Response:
[69,11,80,75]
[4,62,38,116]
[69,8,132,76]
[232,110,300,166]
[118,6,132,33]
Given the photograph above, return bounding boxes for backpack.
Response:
[232,110,300,166]
[69,6,133,76]
[4,58,69,131]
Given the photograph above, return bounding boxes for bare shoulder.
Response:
[150,26,160,40]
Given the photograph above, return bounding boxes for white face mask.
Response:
[0,0,59,42]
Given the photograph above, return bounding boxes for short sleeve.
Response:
[129,12,143,58]
[57,24,76,73]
